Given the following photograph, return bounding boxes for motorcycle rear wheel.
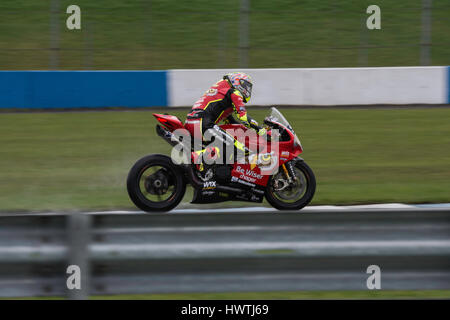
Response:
[127,154,186,212]
[265,159,316,211]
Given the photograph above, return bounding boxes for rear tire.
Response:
[265,159,316,211]
[127,154,186,212]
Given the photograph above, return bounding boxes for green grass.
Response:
[0,107,449,212]
[5,290,450,300]
[0,0,448,69]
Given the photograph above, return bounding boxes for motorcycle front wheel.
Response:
[265,159,316,211]
[127,154,186,212]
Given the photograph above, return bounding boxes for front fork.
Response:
[281,161,297,183]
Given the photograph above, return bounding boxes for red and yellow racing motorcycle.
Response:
[127,107,316,212]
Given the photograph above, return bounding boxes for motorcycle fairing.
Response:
[153,114,185,131]
[191,184,264,204]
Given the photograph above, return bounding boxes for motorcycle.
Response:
[127,107,316,212]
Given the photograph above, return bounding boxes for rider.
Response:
[184,72,266,164]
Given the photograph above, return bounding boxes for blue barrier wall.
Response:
[0,71,167,109]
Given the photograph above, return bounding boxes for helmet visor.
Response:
[239,79,252,101]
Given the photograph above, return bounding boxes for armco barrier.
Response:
[0,209,449,298]
[0,71,168,109]
[168,67,448,106]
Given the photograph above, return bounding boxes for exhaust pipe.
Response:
[156,124,188,148]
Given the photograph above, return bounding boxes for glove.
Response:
[257,127,267,136]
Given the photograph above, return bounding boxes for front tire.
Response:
[127,154,186,212]
[265,159,316,211]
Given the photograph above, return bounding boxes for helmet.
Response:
[223,72,253,103]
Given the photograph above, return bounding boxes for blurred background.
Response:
[0,0,449,300]
[0,0,449,70]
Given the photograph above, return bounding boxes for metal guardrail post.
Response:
[239,0,250,68]
[420,0,432,66]
[49,0,60,69]
[67,213,91,300]
[218,20,227,68]
[358,16,369,67]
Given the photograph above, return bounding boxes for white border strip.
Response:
[168,67,447,106]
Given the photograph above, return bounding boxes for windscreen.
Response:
[268,107,302,148]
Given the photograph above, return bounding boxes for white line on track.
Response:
[1,203,449,217]
[88,202,446,215]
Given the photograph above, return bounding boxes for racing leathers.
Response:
[184,79,264,162]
